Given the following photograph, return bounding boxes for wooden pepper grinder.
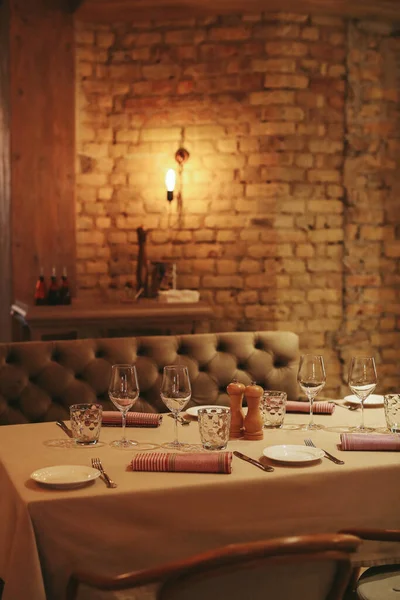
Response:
[227,380,245,439]
[243,382,264,441]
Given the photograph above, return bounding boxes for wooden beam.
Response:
[76,0,400,22]
[0,0,12,341]
[10,0,76,305]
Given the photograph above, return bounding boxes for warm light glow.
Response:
[165,169,176,192]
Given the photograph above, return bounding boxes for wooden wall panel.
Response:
[0,0,12,341]
[10,0,76,304]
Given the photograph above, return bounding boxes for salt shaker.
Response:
[227,380,245,439]
[243,382,264,441]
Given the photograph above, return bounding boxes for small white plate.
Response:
[31,465,101,489]
[184,405,220,418]
[263,445,325,464]
[344,394,384,408]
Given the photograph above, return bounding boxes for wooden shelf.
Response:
[10,298,214,341]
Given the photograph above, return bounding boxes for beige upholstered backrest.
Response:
[0,331,299,424]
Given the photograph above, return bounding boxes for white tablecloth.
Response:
[0,406,399,600]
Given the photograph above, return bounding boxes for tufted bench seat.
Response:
[0,331,300,425]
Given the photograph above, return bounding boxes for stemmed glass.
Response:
[160,365,191,449]
[348,356,377,432]
[297,354,326,430]
[108,364,139,448]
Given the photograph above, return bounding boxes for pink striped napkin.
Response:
[340,433,400,451]
[130,452,232,474]
[286,401,335,414]
[102,411,162,428]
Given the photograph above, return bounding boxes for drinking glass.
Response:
[198,407,231,450]
[70,403,102,445]
[108,364,139,448]
[160,365,191,449]
[348,356,377,432]
[260,391,287,429]
[384,394,400,433]
[297,354,326,430]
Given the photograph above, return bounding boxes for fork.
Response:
[91,458,117,488]
[304,438,345,465]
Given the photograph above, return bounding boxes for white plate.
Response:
[31,465,101,489]
[344,394,384,408]
[263,445,325,464]
[184,405,220,418]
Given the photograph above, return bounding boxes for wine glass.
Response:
[108,364,139,448]
[297,354,326,430]
[160,365,191,449]
[348,356,377,432]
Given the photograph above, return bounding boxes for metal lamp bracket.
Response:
[175,148,190,166]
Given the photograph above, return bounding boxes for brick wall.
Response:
[75,13,400,396]
[341,21,400,392]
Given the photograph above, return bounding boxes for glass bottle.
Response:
[47,267,60,305]
[59,267,71,305]
[34,268,47,306]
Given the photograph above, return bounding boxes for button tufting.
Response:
[0,331,300,426]
[274,359,285,368]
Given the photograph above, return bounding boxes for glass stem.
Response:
[308,394,314,426]
[121,411,127,443]
[360,401,365,430]
[173,414,179,445]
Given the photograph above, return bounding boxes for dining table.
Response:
[0,403,399,600]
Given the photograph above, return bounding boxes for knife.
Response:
[331,400,359,411]
[233,451,274,472]
[56,420,73,438]
[167,413,191,426]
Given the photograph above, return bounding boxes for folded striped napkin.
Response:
[130,452,232,474]
[286,401,335,414]
[340,433,400,451]
[102,411,162,428]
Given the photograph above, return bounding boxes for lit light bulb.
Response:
[165,169,176,202]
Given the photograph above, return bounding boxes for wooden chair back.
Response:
[339,528,400,594]
[339,528,400,542]
[66,533,361,600]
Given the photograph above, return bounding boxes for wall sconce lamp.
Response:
[165,147,190,203]
[165,169,176,202]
